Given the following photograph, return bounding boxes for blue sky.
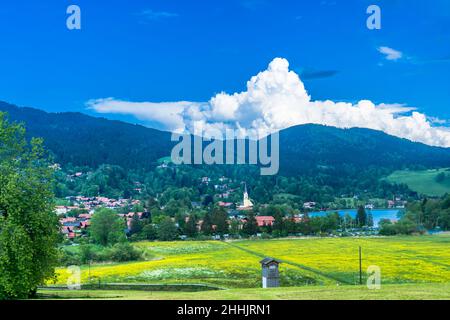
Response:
[0,0,449,132]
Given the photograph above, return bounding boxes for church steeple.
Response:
[242,182,253,209]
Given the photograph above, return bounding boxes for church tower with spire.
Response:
[239,183,254,210]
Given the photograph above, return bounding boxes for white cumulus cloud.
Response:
[87,58,450,147]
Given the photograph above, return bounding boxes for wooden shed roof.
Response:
[260,257,281,266]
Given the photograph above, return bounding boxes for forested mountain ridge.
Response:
[279,124,450,175]
[0,101,173,169]
[1,101,450,175]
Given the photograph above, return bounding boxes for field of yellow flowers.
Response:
[52,234,450,288]
[53,241,319,288]
[233,234,450,284]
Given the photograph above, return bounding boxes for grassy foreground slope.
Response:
[385,168,450,196]
[52,235,450,289]
[38,283,450,300]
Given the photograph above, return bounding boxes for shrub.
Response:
[59,249,82,267]
[379,218,419,235]
[109,243,142,262]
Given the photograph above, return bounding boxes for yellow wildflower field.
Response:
[52,235,450,288]
[233,235,450,284]
[53,241,318,287]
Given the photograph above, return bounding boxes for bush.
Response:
[59,249,82,266]
[129,233,146,242]
[260,232,272,239]
[379,218,419,236]
[108,243,142,262]
[59,242,143,265]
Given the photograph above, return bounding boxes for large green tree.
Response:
[356,206,367,227]
[242,212,258,236]
[89,208,124,246]
[200,212,213,235]
[0,113,60,299]
[157,217,178,241]
[184,214,199,238]
[211,207,228,235]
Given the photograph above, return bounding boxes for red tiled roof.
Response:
[78,213,92,219]
[218,201,233,207]
[256,216,275,227]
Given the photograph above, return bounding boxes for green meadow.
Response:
[385,168,450,197]
[38,283,450,300]
[41,234,450,299]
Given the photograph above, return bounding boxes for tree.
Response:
[367,213,374,227]
[157,217,178,241]
[90,208,124,246]
[142,224,158,240]
[0,113,60,299]
[129,214,143,236]
[175,212,186,231]
[184,214,198,238]
[272,211,285,237]
[229,219,241,237]
[242,212,258,236]
[356,206,367,227]
[284,215,297,235]
[79,244,96,264]
[202,194,213,207]
[297,213,312,235]
[378,219,396,235]
[211,207,228,235]
[343,213,354,229]
[201,212,213,235]
[324,212,340,232]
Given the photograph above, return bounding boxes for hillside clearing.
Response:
[385,168,450,197]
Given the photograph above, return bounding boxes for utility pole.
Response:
[88,259,91,282]
[359,246,362,285]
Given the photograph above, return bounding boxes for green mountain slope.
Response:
[1,101,450,175]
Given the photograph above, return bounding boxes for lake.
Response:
[308,209,403,227]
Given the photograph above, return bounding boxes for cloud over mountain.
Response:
[88,58,450,147]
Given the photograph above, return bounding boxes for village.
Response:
[57,172,408,241]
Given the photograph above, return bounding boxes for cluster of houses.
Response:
[57,196,142,240]
[388,197,408,209]
[60,214,92,239]
[56,196,140,214]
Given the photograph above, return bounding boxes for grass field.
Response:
[51,234,450,291]
[385,168,450,196]
[38,283,450,300]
